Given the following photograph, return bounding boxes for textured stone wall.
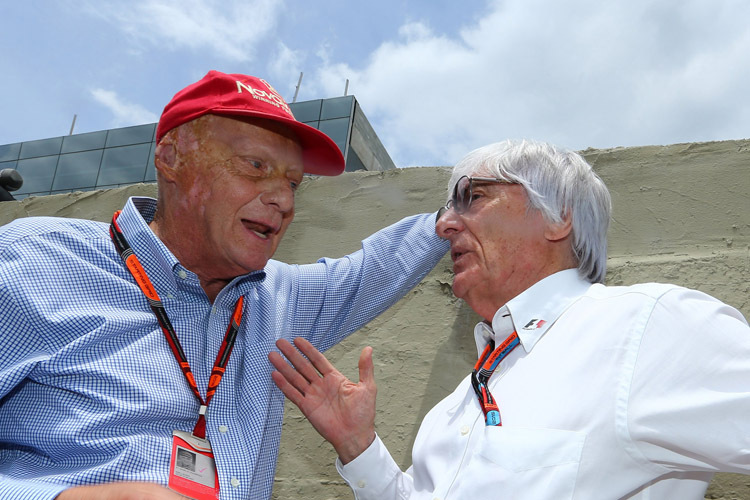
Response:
[0,139,747,499]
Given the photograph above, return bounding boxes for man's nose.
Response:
[435,205,463,239]
[260,178,295,213]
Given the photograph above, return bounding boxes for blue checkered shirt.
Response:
[0,197,448,500]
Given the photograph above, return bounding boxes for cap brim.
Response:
[210,107,345,176]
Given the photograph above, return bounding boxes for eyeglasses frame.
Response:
[441,175,515,216]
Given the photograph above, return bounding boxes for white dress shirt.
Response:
[337,269,750,499]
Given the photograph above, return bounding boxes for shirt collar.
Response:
[473,269,593,356]
[115,197,266,302]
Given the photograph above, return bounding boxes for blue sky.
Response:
[2,0,748,167]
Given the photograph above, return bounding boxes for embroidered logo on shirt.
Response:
[523,319,547,330]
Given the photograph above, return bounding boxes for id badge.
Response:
[168,430,220,500]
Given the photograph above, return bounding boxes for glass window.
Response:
[19,137,63,159]
[345,149,366,172]
[98,143,151,186]
[318,118,350,154]
[144,142,157,182]
[105,124,156,148]
[321,96,354,120]
[50,186,97,196]
[52,150,104,191]
[289,100,322,123]
[15,156,60,195]
[62,131,107,153]
[0,160,17,171]
[0,143,21,162]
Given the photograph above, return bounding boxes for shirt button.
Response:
[166,293,175,299]
[177,270,187,279]
[357,480,366,488]
[231,477,240,488]
[211,306,217,314]
[218,425,229,433]
[460,425,470,435]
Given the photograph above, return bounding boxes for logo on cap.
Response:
[236,79,292,117]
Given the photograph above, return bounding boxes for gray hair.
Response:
[448,139,611,283]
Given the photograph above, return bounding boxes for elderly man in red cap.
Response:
[0,71,448,500]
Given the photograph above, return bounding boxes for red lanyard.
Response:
[471,331,520,426]
[110,210,244,439]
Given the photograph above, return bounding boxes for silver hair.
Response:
[448,139,611,284]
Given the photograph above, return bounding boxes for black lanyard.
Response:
[110,210,244,438]
[471,331,520,426]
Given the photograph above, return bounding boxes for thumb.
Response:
[358,346,375,387]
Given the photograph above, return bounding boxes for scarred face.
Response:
[154,114,304,290]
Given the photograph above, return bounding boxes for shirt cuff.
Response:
[335,433,402,497]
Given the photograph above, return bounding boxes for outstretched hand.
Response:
[269,337,377,464]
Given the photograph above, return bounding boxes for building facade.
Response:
[0,95,395,200]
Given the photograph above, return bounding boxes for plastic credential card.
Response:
[168,429,220,500]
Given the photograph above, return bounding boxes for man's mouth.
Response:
[451,249,466,262]
[242,220,275,240]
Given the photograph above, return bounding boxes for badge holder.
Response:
[168,430,220,500]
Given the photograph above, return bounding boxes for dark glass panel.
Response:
[320,96,354,120]
[289,100,322,123]
[345,149,367,172]
[50,186,97,195]
[318,118,350,154]
[61,131,107,153]
[15,156,59,194]
[0,143,21,162]
[144,142,156,182]
[105,124,156,148]
[52,150,104,191]
[19,137,63,159]
[98,144,151,186]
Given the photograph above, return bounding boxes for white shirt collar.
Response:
[473,269,593,356]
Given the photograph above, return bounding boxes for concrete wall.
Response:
[0,139,747,499]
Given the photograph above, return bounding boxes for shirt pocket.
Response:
[479,426,586,472]
[449,426,586,500]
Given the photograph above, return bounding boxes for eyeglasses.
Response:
[442,175,514,215]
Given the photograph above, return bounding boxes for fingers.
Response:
[268,351,305,404]
[275,338,321,383]
[269,366,306,409]
[358,346,375,387]
[292,337,338,376]
[270,337,372,396]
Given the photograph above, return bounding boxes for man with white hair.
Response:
[270,139,750,499]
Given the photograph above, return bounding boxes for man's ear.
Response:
[544,212,573,242]
[154,131,178,183]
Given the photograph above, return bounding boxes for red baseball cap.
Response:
[157,71,345,176]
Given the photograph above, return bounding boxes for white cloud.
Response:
[84,0,284,61]
[308,0,750,167]
[267,42,305,94]
[90,89,159,127]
